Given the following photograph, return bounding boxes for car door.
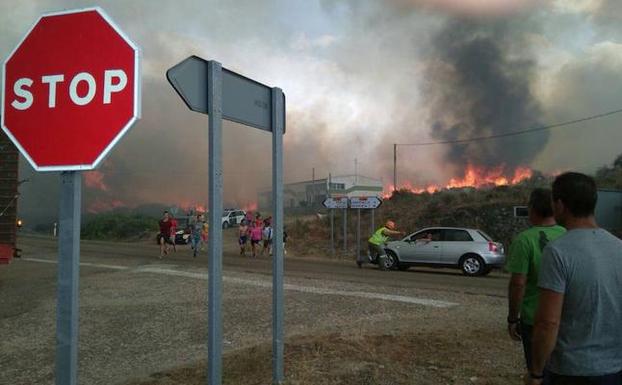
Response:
[222,212,231,226]
[231,211,242,225]
[408,229,443,264]
[440,229,474,264]
[391,233,418,263]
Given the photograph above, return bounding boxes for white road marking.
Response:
[20,258,458,308]
[22,257,129,270]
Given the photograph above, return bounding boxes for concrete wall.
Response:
[596,189,622,231]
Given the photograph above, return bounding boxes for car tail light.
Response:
[488,242,498,252]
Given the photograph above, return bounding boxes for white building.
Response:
[258,174,383,209]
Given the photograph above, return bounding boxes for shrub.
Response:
[82,213,158,240]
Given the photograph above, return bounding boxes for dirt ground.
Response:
[128,330,524,385]
[1,234,525,385]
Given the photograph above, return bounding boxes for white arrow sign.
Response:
[323,197,348,209]
[349,196,382,209]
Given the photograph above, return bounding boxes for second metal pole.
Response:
[207,60,223,385]
[272,87,285,385]
[329,173,334,256]
[330,210,334,256]
[56,171,82,385]
[371,208,375,233]
[356,208,361,261]
[343,207,347,252]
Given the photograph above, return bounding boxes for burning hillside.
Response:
[384,165,533,198]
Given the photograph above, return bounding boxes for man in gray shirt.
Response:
[528,172,622,385]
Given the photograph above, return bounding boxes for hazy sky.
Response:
[2,0,622,222]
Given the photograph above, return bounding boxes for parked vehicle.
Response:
[381,227,505,276]
[222,209,246,229]
[174,229,191,244]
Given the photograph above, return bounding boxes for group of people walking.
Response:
[156,210,286,259]
[238,212,287,258]
[157,211,209,258]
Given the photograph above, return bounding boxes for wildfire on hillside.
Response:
[383,165,533,198]
[178,203,207,214]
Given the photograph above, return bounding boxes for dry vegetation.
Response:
[127,330,522,385]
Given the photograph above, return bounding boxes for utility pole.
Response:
[311,167,315,208]
[393,143,397,192]
[329,173,334,256]
[354,158,358,184]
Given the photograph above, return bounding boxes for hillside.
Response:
[289,159,622,260]
[288,183,538,259]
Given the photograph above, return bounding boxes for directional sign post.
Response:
[357,207,361,264]
[322,197,348,209]
[349,196,383,209]
[1,8,140,385]
[349,197,383,264]
[328,174,334,255]
[322,197,348,252]
[343,206,347,252]
[167,56,286,385]
[323,197,348,254]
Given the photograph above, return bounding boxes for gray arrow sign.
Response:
[166,55,285,132]
[322,197,348,209]
[349,196,383,209]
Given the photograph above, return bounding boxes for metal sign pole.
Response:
[371,208,375,233]
[271,87,285,385]
[329,174,334,256]
[56,171,82,385]
[207,60,223,385]
[343,207,347,252]
[356,208,361,261]
[330,210,334,256]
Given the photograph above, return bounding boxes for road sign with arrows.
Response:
[349,196,382,209]
[322,197,348,209]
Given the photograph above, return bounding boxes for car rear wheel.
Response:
[460,254,486,276]
[379,251,398,271]
[222,221,229,229]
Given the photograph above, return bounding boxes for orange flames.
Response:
[242,201,258,213]
[384,165,533,198]
[179,203,207,214]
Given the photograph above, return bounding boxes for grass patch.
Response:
[126,331,522,385]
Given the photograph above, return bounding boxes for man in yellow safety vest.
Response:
[360,220,404,269]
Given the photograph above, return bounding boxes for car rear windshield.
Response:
[477,231,493,241]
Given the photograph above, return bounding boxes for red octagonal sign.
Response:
[1,7,140,171]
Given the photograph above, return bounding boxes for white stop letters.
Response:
[9,69,128,110]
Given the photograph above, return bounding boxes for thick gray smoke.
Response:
[8,1,622,227]
[425,18,546,173]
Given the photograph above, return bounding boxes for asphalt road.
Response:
[13,232,508,299]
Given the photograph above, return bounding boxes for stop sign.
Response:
[1,7,140,171]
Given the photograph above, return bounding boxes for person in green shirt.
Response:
[360,220,404,269]
[506,188,566,374]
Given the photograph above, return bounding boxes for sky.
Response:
[2,0,622,224]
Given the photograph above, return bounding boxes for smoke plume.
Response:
[424,18,547,175]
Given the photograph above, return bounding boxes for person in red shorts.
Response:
[157,211,174,258]
[169,214,178,253]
